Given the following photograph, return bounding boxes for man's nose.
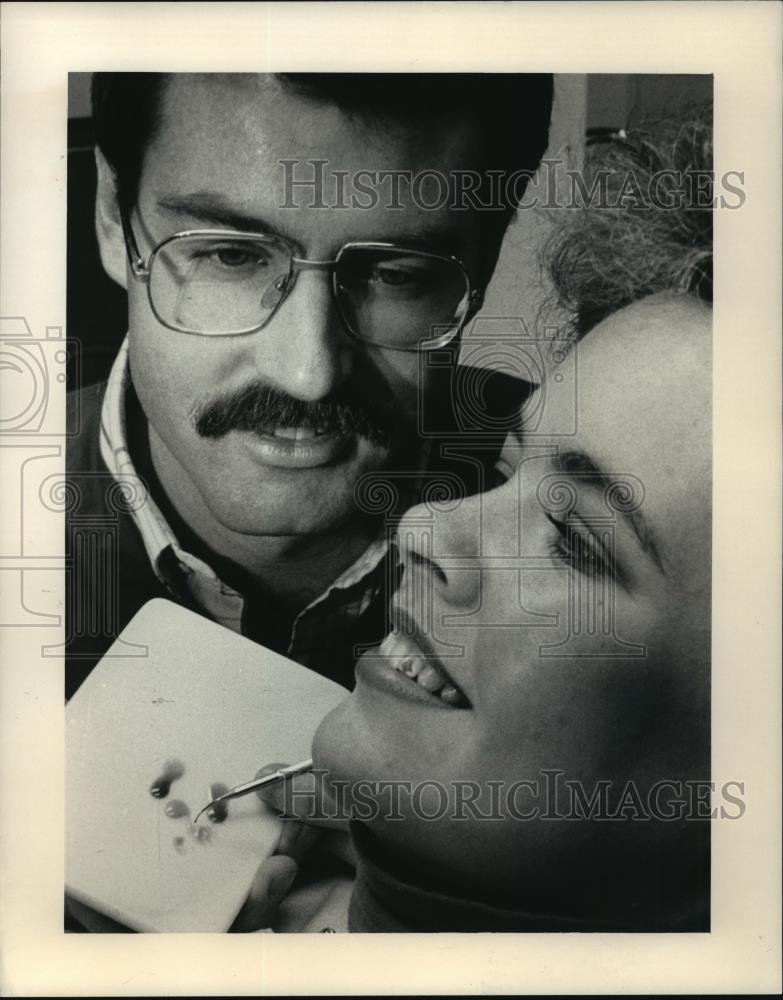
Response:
[249,267,353,401]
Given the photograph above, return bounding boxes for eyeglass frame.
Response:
[118,204,485,352]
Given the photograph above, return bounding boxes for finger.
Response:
[253,762,290,783]
[275,817,325,863]
[229,854,298,933]
[254,764,346,830]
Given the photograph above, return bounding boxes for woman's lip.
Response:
[232,427,353,468]
[354,650,459,711]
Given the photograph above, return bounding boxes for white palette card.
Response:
[66,599,348,932]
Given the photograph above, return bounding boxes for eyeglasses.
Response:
[120,207,484,351]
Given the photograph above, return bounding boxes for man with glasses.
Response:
[66,72,553,699]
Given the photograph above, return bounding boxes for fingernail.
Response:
[269,868,297,902]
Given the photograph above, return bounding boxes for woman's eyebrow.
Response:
[553,449,667,573]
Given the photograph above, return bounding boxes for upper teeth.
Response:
[269,425,321,440]
[378,631,467,707]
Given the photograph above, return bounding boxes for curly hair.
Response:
[547,103,713,339]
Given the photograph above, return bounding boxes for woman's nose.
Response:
[395,490,485,611]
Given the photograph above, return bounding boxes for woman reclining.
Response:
[263,107,714,933]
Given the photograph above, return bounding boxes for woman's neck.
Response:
[347,822,709,933]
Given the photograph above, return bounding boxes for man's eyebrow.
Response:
[155,193,294,239]
[154,194,463,255]
[553,449,667,573]
[372,228,468,255]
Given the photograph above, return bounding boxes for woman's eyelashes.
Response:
[545,511,615,579]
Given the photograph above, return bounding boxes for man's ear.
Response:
[94,148,128,290]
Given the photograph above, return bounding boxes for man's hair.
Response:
[91,72,553,212]
[547,102,713,339]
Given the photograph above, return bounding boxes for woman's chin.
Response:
[311,697,359,775]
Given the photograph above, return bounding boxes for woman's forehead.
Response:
[574,295,711,440]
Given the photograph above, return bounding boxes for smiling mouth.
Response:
[373,628,471,708]
[233,420,357,469]
[251,421,345,440]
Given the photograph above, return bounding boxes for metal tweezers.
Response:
[193,758,313,823]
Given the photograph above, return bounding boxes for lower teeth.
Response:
[269,425,336,439]
[440,686,461,705]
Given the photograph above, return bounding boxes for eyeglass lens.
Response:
[148,234,470,345]
[335,246,470,347]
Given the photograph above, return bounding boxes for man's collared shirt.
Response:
[98,337,390,671]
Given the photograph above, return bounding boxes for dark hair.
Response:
[547,103,713,340]
[91,73,169,211]
[91,72,553,211]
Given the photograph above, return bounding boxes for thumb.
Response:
[254,763,346,830]
[229,854,298,933]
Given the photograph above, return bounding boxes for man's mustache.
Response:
[192,380,400,446]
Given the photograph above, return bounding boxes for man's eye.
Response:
[372,266,422,287]
[211,247,267,268]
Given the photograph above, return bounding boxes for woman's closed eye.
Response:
[545,511,615,579]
